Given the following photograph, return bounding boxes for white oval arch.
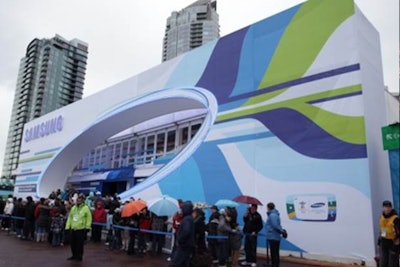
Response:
[37,87,218,198]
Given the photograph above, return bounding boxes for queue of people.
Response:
[1,188,398,267]
[0,191,291,267]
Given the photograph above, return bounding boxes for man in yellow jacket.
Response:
[65,195,92,262]
[378,200,399,267]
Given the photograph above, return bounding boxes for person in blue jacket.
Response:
[265,202,283,267]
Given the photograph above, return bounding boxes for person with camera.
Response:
[265,202,286,267]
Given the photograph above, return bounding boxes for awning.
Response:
[105,168,134,182]
[68,167,135,183]
[68,171,109,183]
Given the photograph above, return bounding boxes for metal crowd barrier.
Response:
[1,214,240,239]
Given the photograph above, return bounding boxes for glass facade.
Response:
[162,0,219,62]
[73,117,204,174]
[1,35,88,180]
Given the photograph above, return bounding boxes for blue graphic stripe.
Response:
[18,158,50,168]
[218,64,360,112]
[196,27,249,103]
[205,132,274,146]
[15,176,39,183]
[250,108,367,159]
[192,143,242,205]
[21,169,33,173]
[230,4,301,98]
[165,40,217,88]
[20,150,30,155]
[158,158,206,202]
[307,91,362,104]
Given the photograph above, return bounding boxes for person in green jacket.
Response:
[65,195,92,262]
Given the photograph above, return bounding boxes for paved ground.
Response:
[0,230,330,267]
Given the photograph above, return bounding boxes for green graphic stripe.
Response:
[217,84,365,144]
[19,153,55,163]
[245,0,355,106]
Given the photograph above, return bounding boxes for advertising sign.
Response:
[382,123,400,150]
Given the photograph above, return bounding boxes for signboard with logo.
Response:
[382,123,400,150]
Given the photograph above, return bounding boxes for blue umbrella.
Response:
[215,199,239,208]
[147,196,179,216]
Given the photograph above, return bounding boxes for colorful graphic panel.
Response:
[15,0,390,264]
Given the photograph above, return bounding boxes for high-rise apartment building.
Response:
[162,0,219,62]
[1,34,88,180]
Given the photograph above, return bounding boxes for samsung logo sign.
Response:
[24,115,64,142]
[310,202,326,208]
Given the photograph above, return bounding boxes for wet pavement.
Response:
[0,230,328,267]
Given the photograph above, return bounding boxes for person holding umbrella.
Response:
[241,204,263,267]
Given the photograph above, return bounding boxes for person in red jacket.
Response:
[91,201,106,242]
[138,207,152,255]
[167,199,183,262]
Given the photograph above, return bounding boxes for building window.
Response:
[166,130,176,152]
[146,135,155,162]
[179,126,189,146]
[191,123,201,139]
[156,132,165,156]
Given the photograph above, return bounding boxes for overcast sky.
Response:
[0,0,398,176]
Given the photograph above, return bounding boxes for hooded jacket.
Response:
[65,202,92,231]
[85,191,94,207]
[93,201,107,223]
[4,198,14,215]
[265,208,283,241]
[176,201,195,249]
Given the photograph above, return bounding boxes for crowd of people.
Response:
[2,187,397,267]
[0,188,288,267]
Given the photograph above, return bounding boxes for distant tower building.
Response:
[1,34,88,180]
[162,0,219,62]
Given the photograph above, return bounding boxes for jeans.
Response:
[208,239,218,260]
[52,232,61,246]
[218,240,229,266]
[127,230,137,254]
[138,233,147,253]
[151,233,165,253]
[171,247,192,267]
[106,214,113,230]
[170,232,178,260]
[70,229,86,260]
[379,238,400,267]
[91,225,103,242]
[268,239,280,267]
[23,220,35,240]
[244,234,257,263]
